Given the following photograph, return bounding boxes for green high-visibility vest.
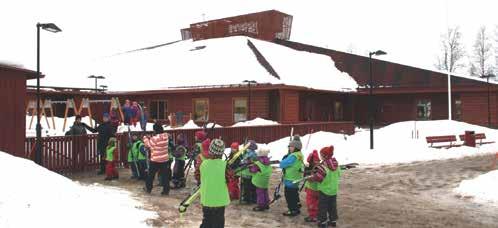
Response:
[200,159,230,207]
[132,141,146,160]
[317,166,341,196]
[106,146,115,161]
[283,151,304,181]
[251,161,272,189]
[305,179,319,191]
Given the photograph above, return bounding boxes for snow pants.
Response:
[146,161,170,194]
[201,206,225,228]
[227,173,240,201]
[305,188,319,219]
[129,161,139,178]
[256,187,270,208]
[284,186,300,212]
[172,159,186,188]
[137,160,147,180]
[241,176,257,203]
[317,193,338,225]
[105,161,119,179]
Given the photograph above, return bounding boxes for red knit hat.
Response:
[195,131,207,141]
[307,150,320,164]
[319,146,334,159]
[230,142,239,150]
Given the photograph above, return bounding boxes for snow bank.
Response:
[455,170,498,204]
[232,118,280,127]
[26,115,97,137]
[0,151,155,228]
[263,120,498,166]
[116,123,155,133]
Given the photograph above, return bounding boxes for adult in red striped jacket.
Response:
[143,130,171,195]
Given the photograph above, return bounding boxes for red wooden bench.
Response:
[458,133,495,145]
[426,135,461,148]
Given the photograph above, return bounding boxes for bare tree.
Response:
[469,26,494,77]
[435,26,466,73]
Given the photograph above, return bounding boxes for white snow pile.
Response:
[91,36,358,92]
[116,122,155,133]
[26,115,97,137]
[0,151,155,228]
[263,120,498,166]
[164,121,222,130]
[232,118,280,127]
[454,170,498,204]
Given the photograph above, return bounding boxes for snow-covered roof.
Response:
[91,36,358,92]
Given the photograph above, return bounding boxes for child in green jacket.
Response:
[249,147,272,211]
[105,137,119,181]
[310,146,341,228]
[200,139,230,228]
[279,136,304,217]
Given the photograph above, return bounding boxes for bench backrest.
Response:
[458,133,486,141]
[426,135,457,143]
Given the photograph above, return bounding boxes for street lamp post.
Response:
[243,80,257,120]
[88,75,105,92]
[35,23,62,165]
[368,50,387,150]
[481,74,496,127]
[100,85,108,92]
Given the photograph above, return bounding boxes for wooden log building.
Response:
[25,10,498,129]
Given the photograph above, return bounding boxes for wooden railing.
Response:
[24,121,353,174]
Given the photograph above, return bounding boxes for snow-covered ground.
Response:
[263,120,498,166]
[455,170,498,204]
[231,117,280,127]
[0,151,155,228]
[26,115,97,137]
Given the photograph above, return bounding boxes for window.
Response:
[416,100,431,120]
[454,99,462,120]
[149,101,167,120]
[193,99,209,121]
[233,98,248,122]
[334,101,344,121]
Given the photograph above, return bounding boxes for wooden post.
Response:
[63,99,78,132]
[78,98,94,127]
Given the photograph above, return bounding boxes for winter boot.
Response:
[282,210,300,217]
[252,206,269,212]
[318,221,328,228]
[104,177,112,181]
[304,217,317,223]
[329,221,337,227]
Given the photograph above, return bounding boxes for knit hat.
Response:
[248,140,258,151]
[209,139,225,157]
[288,135,302,151]
[176,133,186,145]
[307,150,320,164]
[257,147,270,157]
[195,131,207,141]
[319,146,334,159]
[230,142,240,150]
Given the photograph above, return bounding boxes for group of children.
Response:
[101,126,341,227]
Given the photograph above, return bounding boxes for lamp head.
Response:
[39,23,62,33]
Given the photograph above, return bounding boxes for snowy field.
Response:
[0,152,156,228]
[263,120,498,166]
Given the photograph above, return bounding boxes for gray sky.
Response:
[1,0,497,89]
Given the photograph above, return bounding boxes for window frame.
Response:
[149,100,168,120]
[232,97,248,123]
[193,98,210,122]
[416,99,432,120]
